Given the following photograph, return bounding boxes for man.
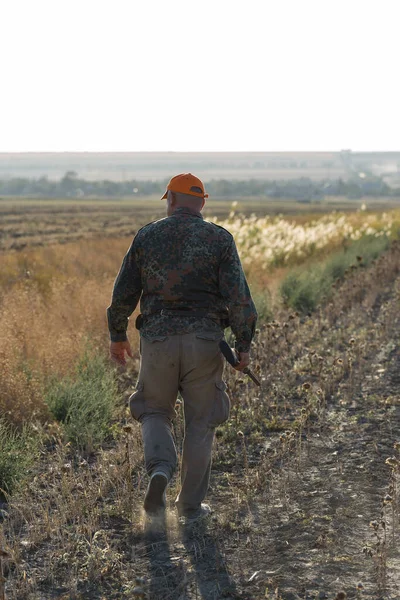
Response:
[107,173,257,521]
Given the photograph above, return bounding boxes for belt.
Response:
[135,309,229,330]
[160,308,210,317]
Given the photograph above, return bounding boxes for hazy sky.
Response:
[1,0,399,152]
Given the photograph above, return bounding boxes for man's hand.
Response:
[233,351,250,371]
[110,340,133,366]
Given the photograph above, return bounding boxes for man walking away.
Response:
[107,173,257,521]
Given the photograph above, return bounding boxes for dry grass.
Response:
[0,233,141,424]
[0,237,131,289]
[0,271,140,425]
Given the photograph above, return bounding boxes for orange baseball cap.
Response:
[161,173,209,200]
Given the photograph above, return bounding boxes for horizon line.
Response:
[1,149,400,154]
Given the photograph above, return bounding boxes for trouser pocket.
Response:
[209,381,230,428]
[129,382,146,422]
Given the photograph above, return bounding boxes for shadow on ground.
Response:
[142,514,242,599]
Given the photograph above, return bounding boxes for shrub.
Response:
[280,267,329,314]
[325,234,390,281]
[252,287,273,323]
[281,235,391,314]
[45,350,118,453]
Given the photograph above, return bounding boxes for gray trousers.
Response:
[129,331,230,513]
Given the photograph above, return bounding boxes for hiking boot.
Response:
[179,503,212,523]
[143,472,168,516]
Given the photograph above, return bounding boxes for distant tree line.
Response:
[0,171,398,200]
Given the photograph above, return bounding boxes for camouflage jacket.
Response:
[107,207,257,352]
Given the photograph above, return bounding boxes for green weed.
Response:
[45,350,118,453]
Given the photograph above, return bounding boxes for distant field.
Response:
[1,196,400,251]
[1,150,400,183]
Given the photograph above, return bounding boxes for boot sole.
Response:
[144,474,168,515]
[179,505,212,523]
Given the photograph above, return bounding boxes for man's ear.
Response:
[170,192,177,206]
[201,198,206,210]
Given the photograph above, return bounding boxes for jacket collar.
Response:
[172,206,203,219]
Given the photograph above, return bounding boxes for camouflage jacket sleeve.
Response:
[219,236,258,353]
[107,239,142,342]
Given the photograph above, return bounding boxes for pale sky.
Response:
[1,0,399,152]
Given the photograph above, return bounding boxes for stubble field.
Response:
[1,197,399,252]
[1,198,400,600]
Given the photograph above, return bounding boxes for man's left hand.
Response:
[234,351,250,371]
[110,340,133,366]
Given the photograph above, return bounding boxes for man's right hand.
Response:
[110,340,133,366]
[233,352,250,371]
